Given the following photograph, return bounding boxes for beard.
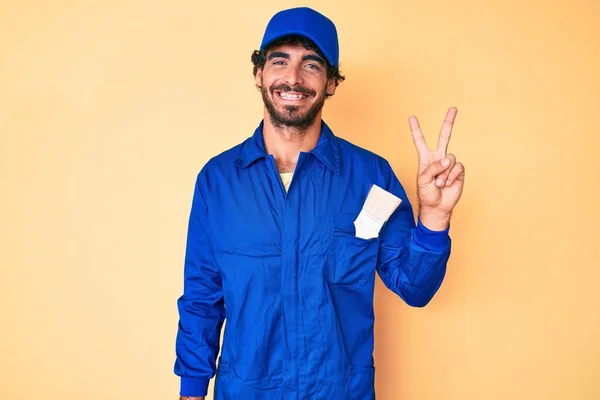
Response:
[261,80,327,131]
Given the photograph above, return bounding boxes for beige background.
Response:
[1,0,599,399]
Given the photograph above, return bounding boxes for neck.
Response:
[262,110,322,173]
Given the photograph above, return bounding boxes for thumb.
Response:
[420,157,452,183]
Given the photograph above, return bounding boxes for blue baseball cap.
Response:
[259,7,339,67]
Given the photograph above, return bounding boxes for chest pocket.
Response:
[212,199,282,258]
[326,212,379,286]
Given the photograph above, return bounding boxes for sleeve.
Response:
[375,160,452,307]
[413,217,451,252]
[174,172,226,396]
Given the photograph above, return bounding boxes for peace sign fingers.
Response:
[409,115,429,160]
[437,107,458,154]
[408,106,465,225]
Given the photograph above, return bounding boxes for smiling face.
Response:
[256,43,336,130]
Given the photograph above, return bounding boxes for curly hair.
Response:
[251,35,346,94]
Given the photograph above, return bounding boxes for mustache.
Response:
[271,84,315,96]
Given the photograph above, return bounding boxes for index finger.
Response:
[437,107,458,154]
[409,115,429,158]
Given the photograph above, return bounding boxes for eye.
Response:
[272,60,286,66]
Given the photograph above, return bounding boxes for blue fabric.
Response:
[260,7,340,67]
[174,121,452,398]
[414,217,451,252]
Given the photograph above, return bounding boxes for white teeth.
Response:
[279,93,304,100]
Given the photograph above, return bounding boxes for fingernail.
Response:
[446,179,450,186]
[436,178,444,187]
[441,158,450,167]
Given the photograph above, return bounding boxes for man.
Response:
[175,7,465,400]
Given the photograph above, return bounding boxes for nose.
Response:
[283,64,303,87]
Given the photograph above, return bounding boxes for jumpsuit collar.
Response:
[234,119,341,175]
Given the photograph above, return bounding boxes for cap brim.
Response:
[260,31,336,67]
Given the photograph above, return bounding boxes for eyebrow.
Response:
[266,52,326,66]
[302,54,325,65]
[267,51,290,60]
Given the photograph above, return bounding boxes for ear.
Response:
[255,68,262,88]
[326,77,336,97]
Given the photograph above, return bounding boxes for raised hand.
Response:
[409,107,465,230]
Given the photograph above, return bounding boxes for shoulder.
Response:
[336,136,393,175]
[195,137,249,184]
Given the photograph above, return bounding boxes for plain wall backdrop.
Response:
[1,0,599,399]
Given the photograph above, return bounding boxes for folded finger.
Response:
[436,154,456,187]
[445,162,465,186]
